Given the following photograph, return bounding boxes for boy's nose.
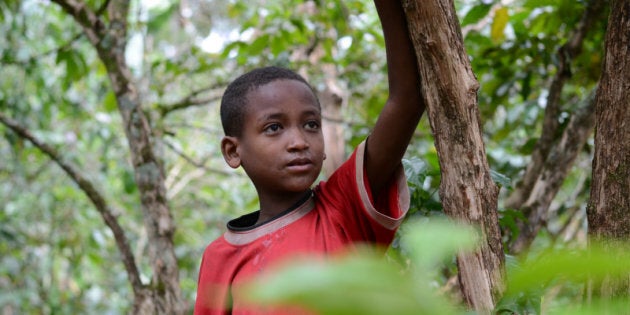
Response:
[287,129,310,151]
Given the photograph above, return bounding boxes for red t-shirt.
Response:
[194,141,409,314]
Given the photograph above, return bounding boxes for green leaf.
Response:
[221,41,246,59]
[402,157,428,188]
[147,4,176,34]
[243,219,474,315]
[461,4,493,27]
[245,255,426,315]
[519,137,538,155]
[401,218,479,269]
[123,168,136,194]
[499,208,526,240]
[550,299,630,315]
[491,7,509,42]
[55,49,88,86]
[227,1,247,18]
[248,34,270,56]
[523,0,557,9]
[510,10,531,37]
[529,11,554,35]
[0,0,19,23]
[245,253,461,315]
[490,169,512,188]
[103,91,117,112]
[505,245,630,297]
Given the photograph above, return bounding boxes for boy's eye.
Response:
[264,123,282,133]
[304,121,320,130]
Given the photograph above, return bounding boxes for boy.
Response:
[194,0,424,313]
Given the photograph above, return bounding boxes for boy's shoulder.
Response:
[202,233,233,257]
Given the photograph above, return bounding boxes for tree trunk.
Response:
[0,112,145,303]
[50,0,185,313]
[504,0,606,212]
[587,0,630,299]
[320,75,346,178]
[402,0,504,312]
[509,93,596,254]
[505,0,606,254]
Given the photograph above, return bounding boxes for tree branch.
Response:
[157,84,225,117]
[50,0,106,46]
[0,112,144,295]
[461,3,503,37]
[1,33,83,66]
[164,122,224,135]
[106,0,130,44]
[403,0,504,311]
[509,91,596,254]
[50,0,185,312]
[161,139,232,176]
[505,0,607,210]
[95,0,112,16]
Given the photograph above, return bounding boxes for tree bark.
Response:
[319,73,346,178]
[505,0,607,212]
[503,0,607,255]
[50,0,185,313]
[509,92,596,254]
[587,0,630,298]
[0,111,144,300]
[402,0,504,312]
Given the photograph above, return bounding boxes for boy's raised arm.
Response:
[365,0,425,196]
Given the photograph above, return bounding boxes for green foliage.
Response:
[246,220,630,315]
[505,246,630,297]
[245,219,474,315]
[403,157,442,217]
[0,0,615,313]
[55,48,88,88]
[461,3,493,27]
[146,3,177,34]
[497,244,630,314]
[491,7,509,42]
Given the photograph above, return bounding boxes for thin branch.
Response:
[50,1,185,312]
[159,95,222,117]
[3,0,112,67]
[0,112,144,296]
[157,84,225,117]
[106,0,130,44]
[161,139,232,176]
[505,0,607,210]
[164,122,224,135]
[50,0,106,46]
[167,167,206,200]
[509,91,597,254]
[550,205,584,244]
[461,2,503,37]
[95,0,112,16]
[1,33,83,66]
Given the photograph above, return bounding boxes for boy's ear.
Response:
[221,136,241,169]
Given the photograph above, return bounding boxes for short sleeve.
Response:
[314,140,410,245]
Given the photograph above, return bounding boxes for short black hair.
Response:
[220,66,319,137]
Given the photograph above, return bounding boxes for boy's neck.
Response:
[256,189,313,225]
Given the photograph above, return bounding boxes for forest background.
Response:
[1,0,627,314]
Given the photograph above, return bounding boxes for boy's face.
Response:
[224,79,325,198]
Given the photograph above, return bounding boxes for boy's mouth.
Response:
[286,157,313,171]
[287,157,312,166]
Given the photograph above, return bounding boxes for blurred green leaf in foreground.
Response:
[244,219,630,315]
